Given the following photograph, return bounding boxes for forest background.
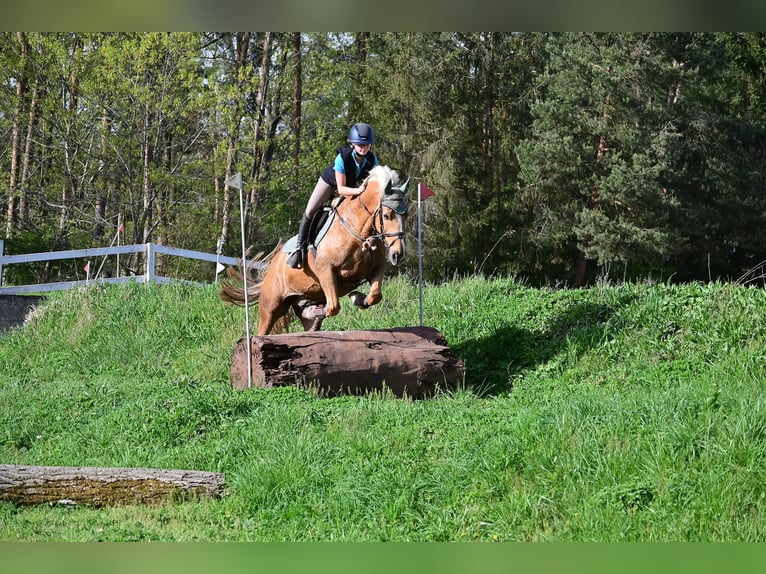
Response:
[2,32,766,288]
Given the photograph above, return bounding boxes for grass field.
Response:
[1,275,765,541]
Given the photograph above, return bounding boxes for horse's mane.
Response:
[364,165,399,190]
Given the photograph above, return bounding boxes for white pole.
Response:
[418,183,424,326]
[117,213,121,279]
[232,173,252,389]
[145,243,155,284]
[215,236,224,283]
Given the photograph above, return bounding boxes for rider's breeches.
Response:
[304,177,335,218]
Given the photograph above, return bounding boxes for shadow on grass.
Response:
[451,297,632,396]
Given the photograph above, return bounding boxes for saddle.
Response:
[282,198,341,255]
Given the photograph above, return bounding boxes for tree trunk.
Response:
[0,464,226,507]
[94,112,110,242]
[5,32,29,239]
[231,326,466,399]
[575,95,611,287]
[141,104,153,243]
[292,32,302,186]
[220,32,251,248]
[18,74,39,229]
[155,119,173,275]
[53,35,83,254]
[248,32,271,203]
[244,32,272,244]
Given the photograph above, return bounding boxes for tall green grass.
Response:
[1,276,765,540]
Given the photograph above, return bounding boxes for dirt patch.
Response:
[0,295,45,333]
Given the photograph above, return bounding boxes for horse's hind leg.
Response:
[292,302,325,332]
[302,316,324,331]
[257,298,291,336]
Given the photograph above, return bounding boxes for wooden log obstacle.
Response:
[230,326,465,399]
[0,464,226,507]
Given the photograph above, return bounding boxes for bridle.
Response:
[372,199,407,251]
[336,183,408,253]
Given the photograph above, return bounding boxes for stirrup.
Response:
[286,248,304,269]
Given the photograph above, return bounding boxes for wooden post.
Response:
[230,326,465,399]
[145,242,155,285]
[0,465,226,507]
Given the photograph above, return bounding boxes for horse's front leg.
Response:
[351,266,384,309]
[315,269,342,317]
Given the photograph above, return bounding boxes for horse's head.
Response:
[366,166,409,266]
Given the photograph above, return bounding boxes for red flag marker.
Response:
[419,183,435,200]
[84,261,90,273]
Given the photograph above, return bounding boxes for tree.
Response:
[3,32,766,287]
[352,33,542,281]
[663,33,766,281]
[516,33,680,285]
[4,32,32,239]
[217,32,251,249]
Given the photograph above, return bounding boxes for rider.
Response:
[286,122,379,269]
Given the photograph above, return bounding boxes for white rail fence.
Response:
[0,239,252,295]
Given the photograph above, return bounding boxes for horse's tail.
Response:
[218,243,281,307]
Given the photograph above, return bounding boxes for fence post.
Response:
[145,243,155,285]
[0,239,4,287]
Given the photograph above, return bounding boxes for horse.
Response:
[219,165,409,335]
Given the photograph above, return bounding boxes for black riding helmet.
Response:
[349,123,375,145]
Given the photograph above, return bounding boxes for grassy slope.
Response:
[1,276,765,541]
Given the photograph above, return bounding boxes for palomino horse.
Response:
[219,165,409,335]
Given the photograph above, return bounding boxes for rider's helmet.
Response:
[348,123,375,145]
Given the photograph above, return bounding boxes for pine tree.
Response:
[516,33,680,285]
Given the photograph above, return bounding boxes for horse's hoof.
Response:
[349,291,369,309]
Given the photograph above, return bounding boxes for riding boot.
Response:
[286,214,312,269]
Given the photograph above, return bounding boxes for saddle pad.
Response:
[282,207,336,253]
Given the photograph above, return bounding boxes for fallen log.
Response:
[230,325,465,399]
[0,464,226,507]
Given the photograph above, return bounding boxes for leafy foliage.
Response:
[2,33,766,286]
